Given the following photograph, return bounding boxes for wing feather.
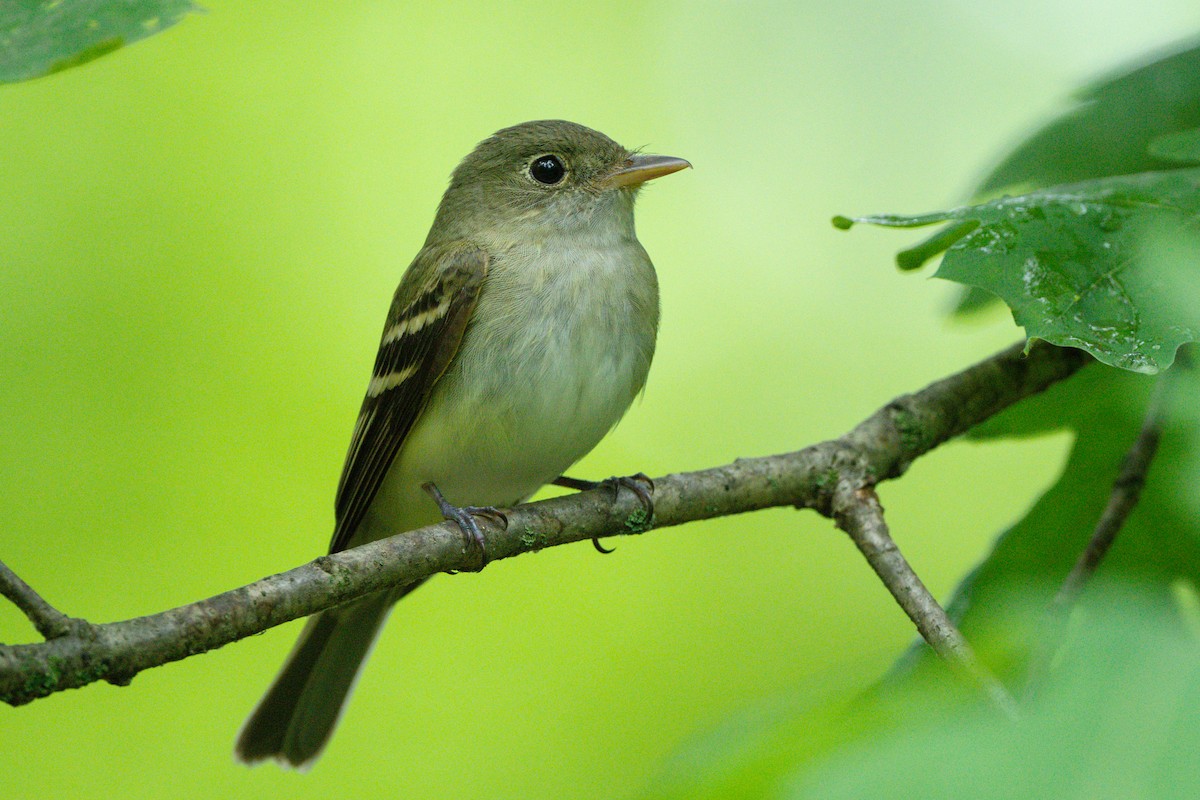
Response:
[329,243,488,552]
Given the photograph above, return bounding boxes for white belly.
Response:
[362,236,658,539]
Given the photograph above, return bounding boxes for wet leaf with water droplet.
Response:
[839,168,1200,373]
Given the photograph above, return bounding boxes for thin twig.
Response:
[1053,378,1166,609]
[1025,375,1167,697]
[0,559,83,640]
[0,340,1089,706]
[833,486,1020,718]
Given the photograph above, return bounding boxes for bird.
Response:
[235,119,689,768]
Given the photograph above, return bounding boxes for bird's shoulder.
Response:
[386,240,491,326]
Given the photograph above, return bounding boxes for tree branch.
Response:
[1053,377,1166,610]
[1024,373,1166,697]
[833,486,1018,718]
[0,340,1089,706]
[0,559,87,640]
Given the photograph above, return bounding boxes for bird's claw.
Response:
[421,482,507,569]
[553,472,655,554]
[611,472,655,515]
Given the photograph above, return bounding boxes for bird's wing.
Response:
[329,242,489,553]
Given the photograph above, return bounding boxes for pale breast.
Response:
[368,234,659,533]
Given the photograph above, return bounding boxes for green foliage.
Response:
[835,37,1200,692]
[892,362,1200,688]
[783,34,1200,800]
[1149,127,1200,164]
[837,170,1200,373]
[837,43,1200,372]
[978,38,1200,194]
[0,0,195,83]
[797,590,1200,800]
[942,39,1200,317]
[643,589,1200,799]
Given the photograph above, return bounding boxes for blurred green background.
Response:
[3,2,1198,798]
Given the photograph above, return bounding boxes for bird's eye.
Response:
[529,154,566,185]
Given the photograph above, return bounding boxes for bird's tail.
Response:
[234,584,417,768]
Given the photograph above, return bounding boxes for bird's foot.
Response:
[421,482,507,569]
[552,472,655,553]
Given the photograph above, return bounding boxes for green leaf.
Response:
[841,170,1200,373]
[643,587,1200,799]
[979,38,1200,194]
[790,591,1200,800]
[946,40,1200,316]
[0,0,196,84]
[950,286,999,316]
[640,663,980,800]
[1148,127,1200,164]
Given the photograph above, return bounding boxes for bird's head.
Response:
[429,119,689,243]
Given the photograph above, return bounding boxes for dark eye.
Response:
[529,154,566,184]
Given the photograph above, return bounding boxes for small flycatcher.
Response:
[235,120,689,767]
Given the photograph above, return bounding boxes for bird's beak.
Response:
[602,154,692,189]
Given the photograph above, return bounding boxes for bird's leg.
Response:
[553,472,655,511]
[551,472,655,553]
[421,482,507,569]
